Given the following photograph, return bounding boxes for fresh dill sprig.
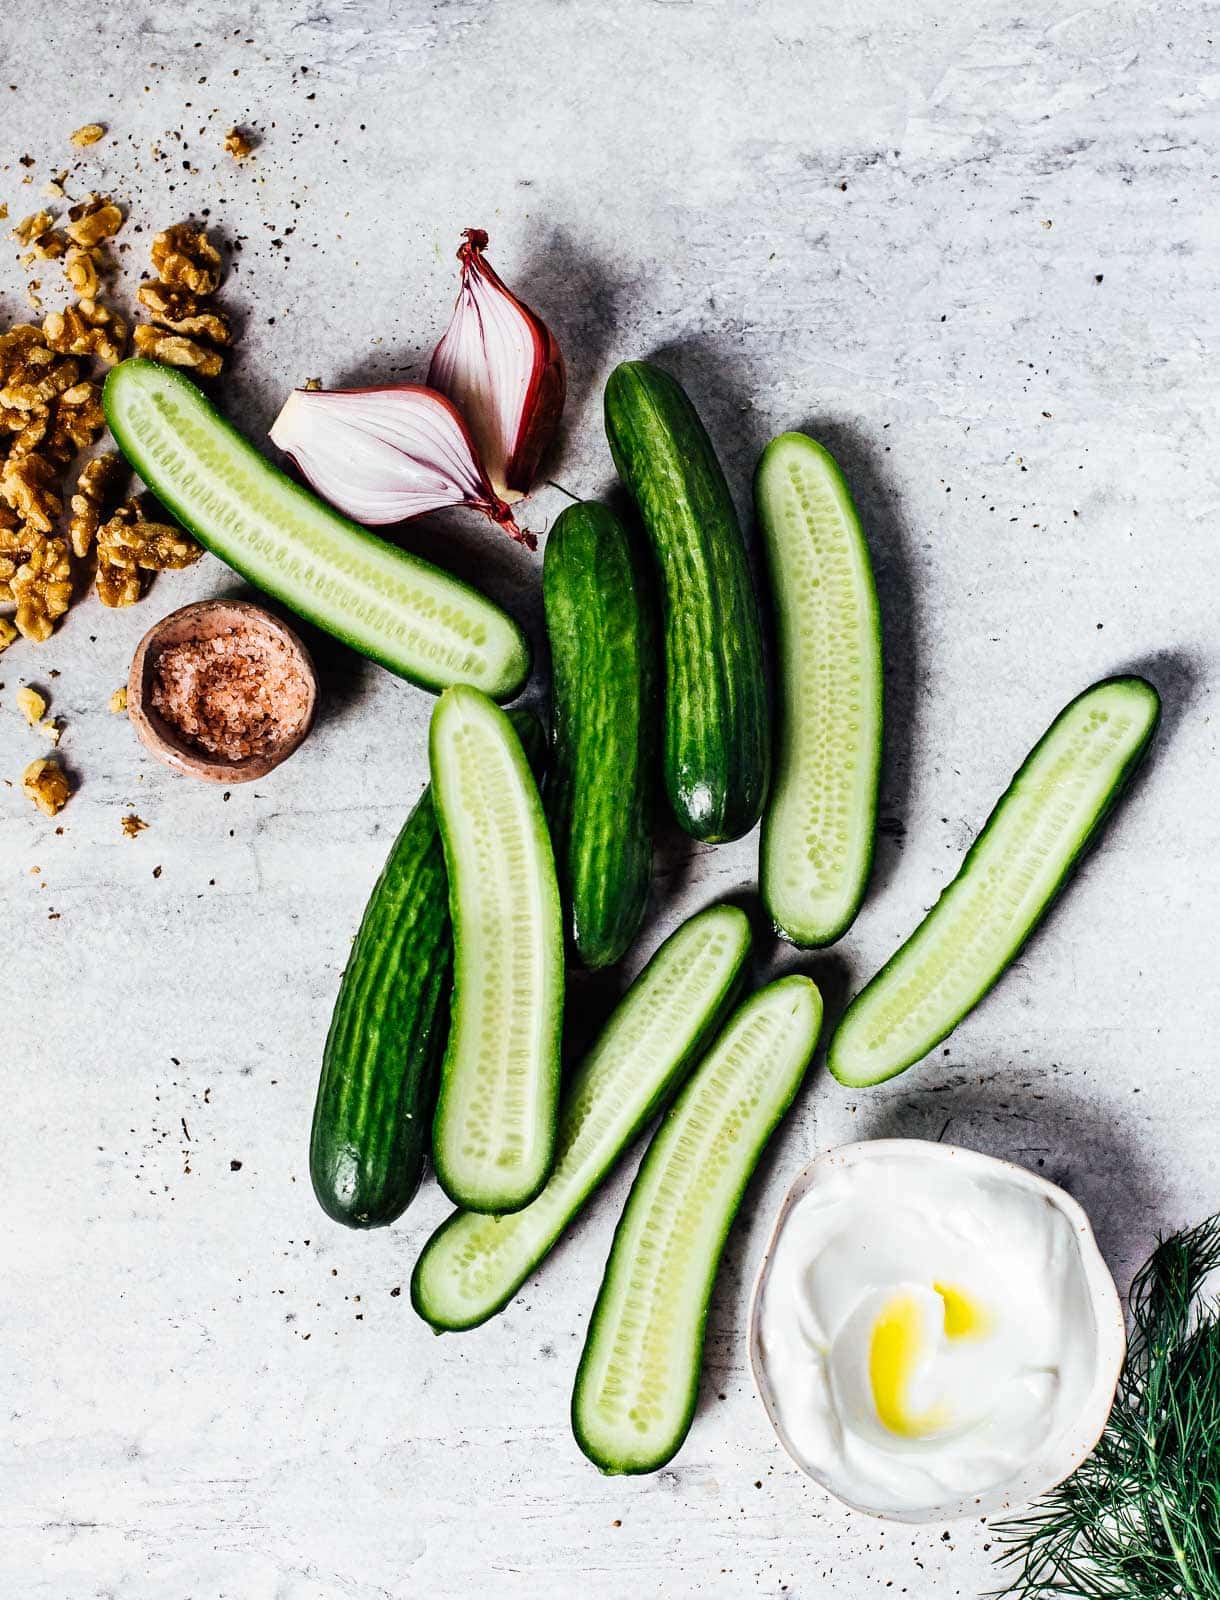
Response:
[991,1213,1220,1600]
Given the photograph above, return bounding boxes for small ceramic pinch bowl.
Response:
[128,599,317,784]
[747,1139,1127,1524]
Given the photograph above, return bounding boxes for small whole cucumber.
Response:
[310,711,544,1228]
[543,500,658,969]
[604,360,770,843]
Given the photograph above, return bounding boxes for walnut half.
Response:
[151,224,222,295]
[131,324,223,378]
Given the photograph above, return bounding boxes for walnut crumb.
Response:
[16,685,46,724]
[23,755,71,816]
[121,812,147,837]
[70,123,106,148]
[0,618,17,653]
[108,686,128,714]
[224,127,254,160]
[64,245,106,299]
[65,195,123,249]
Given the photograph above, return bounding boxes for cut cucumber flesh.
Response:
[755,432,883,947]
[102,359,529,699]
[573,975,822,1474]
[430,686,564,1212]
[412,903,752,1331]
[828,675,1160,1088]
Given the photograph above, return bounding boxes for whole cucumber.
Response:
[543,501,658,968]
[604,360,769,843]
[310,712,544,1227]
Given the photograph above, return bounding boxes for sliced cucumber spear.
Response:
[430,686,564,1212]
[412,903,752,1331]
[573,974,822,1475]
[829,675,1161,1088]
[755,432,883,947]
[102,359,529,699]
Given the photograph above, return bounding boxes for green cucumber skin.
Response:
[573,976,821,1476]
[410,903,752,1332]
[102,360,530,700]
[310,711,544,1229]
[604,361,770,844]
[430,689,564,1213]
[310,790,450,1228]
[543,501,658,969]
[755,433,883,948]
[827,676,1161,1088]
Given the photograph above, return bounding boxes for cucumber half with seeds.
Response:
[411,903,752,1331]
[573,974,822,1474]
[755,432,883,947]
[828,675,1161,1088]
[430,686,563,1212]
[309,711,544,1231]
[103,359,529,699]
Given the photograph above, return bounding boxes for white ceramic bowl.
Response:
[747,1139,1126,1523]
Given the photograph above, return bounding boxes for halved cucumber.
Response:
[430,686,563,1212]
[755,432,883,946]
[309,711,544,1230]
[412,903,752,1331]
[828,675,1161,1088]
[573,974,822,1474]
[103,359,529,699]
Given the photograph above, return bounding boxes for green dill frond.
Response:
[990,1214,1220,1600]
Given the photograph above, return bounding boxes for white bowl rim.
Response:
[746,1138,1127,1524]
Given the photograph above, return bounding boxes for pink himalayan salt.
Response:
[149,624,310,761]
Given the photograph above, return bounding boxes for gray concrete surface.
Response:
[2,2,1217,1596]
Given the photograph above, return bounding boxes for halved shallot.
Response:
[268,384,534,547]
[428,228,565,503]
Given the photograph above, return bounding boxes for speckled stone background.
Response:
[3,3,1217,1596]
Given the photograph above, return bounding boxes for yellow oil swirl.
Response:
[869,1283,992,1438]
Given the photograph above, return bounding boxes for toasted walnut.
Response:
[96,498,202,607]
[43,299,127,366]
[70,123,106,148]
[7,411,49,460]
[1,348,80,414]
[136,281,231,344]
[224,127,254,160]
[0,324,49,384]
[11,534,72,639]
[47,381,106,464]
[11,210,55,247]
[131,323,223,377]
[22,755,71,816]
[63,245,105,299]
[121,813,148,836]
[1,454,62,534]
[150,223,221,295]
[65,195,123,248]
[69,450,123,558]
[0,617,17,653]
[16,684,46,724]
